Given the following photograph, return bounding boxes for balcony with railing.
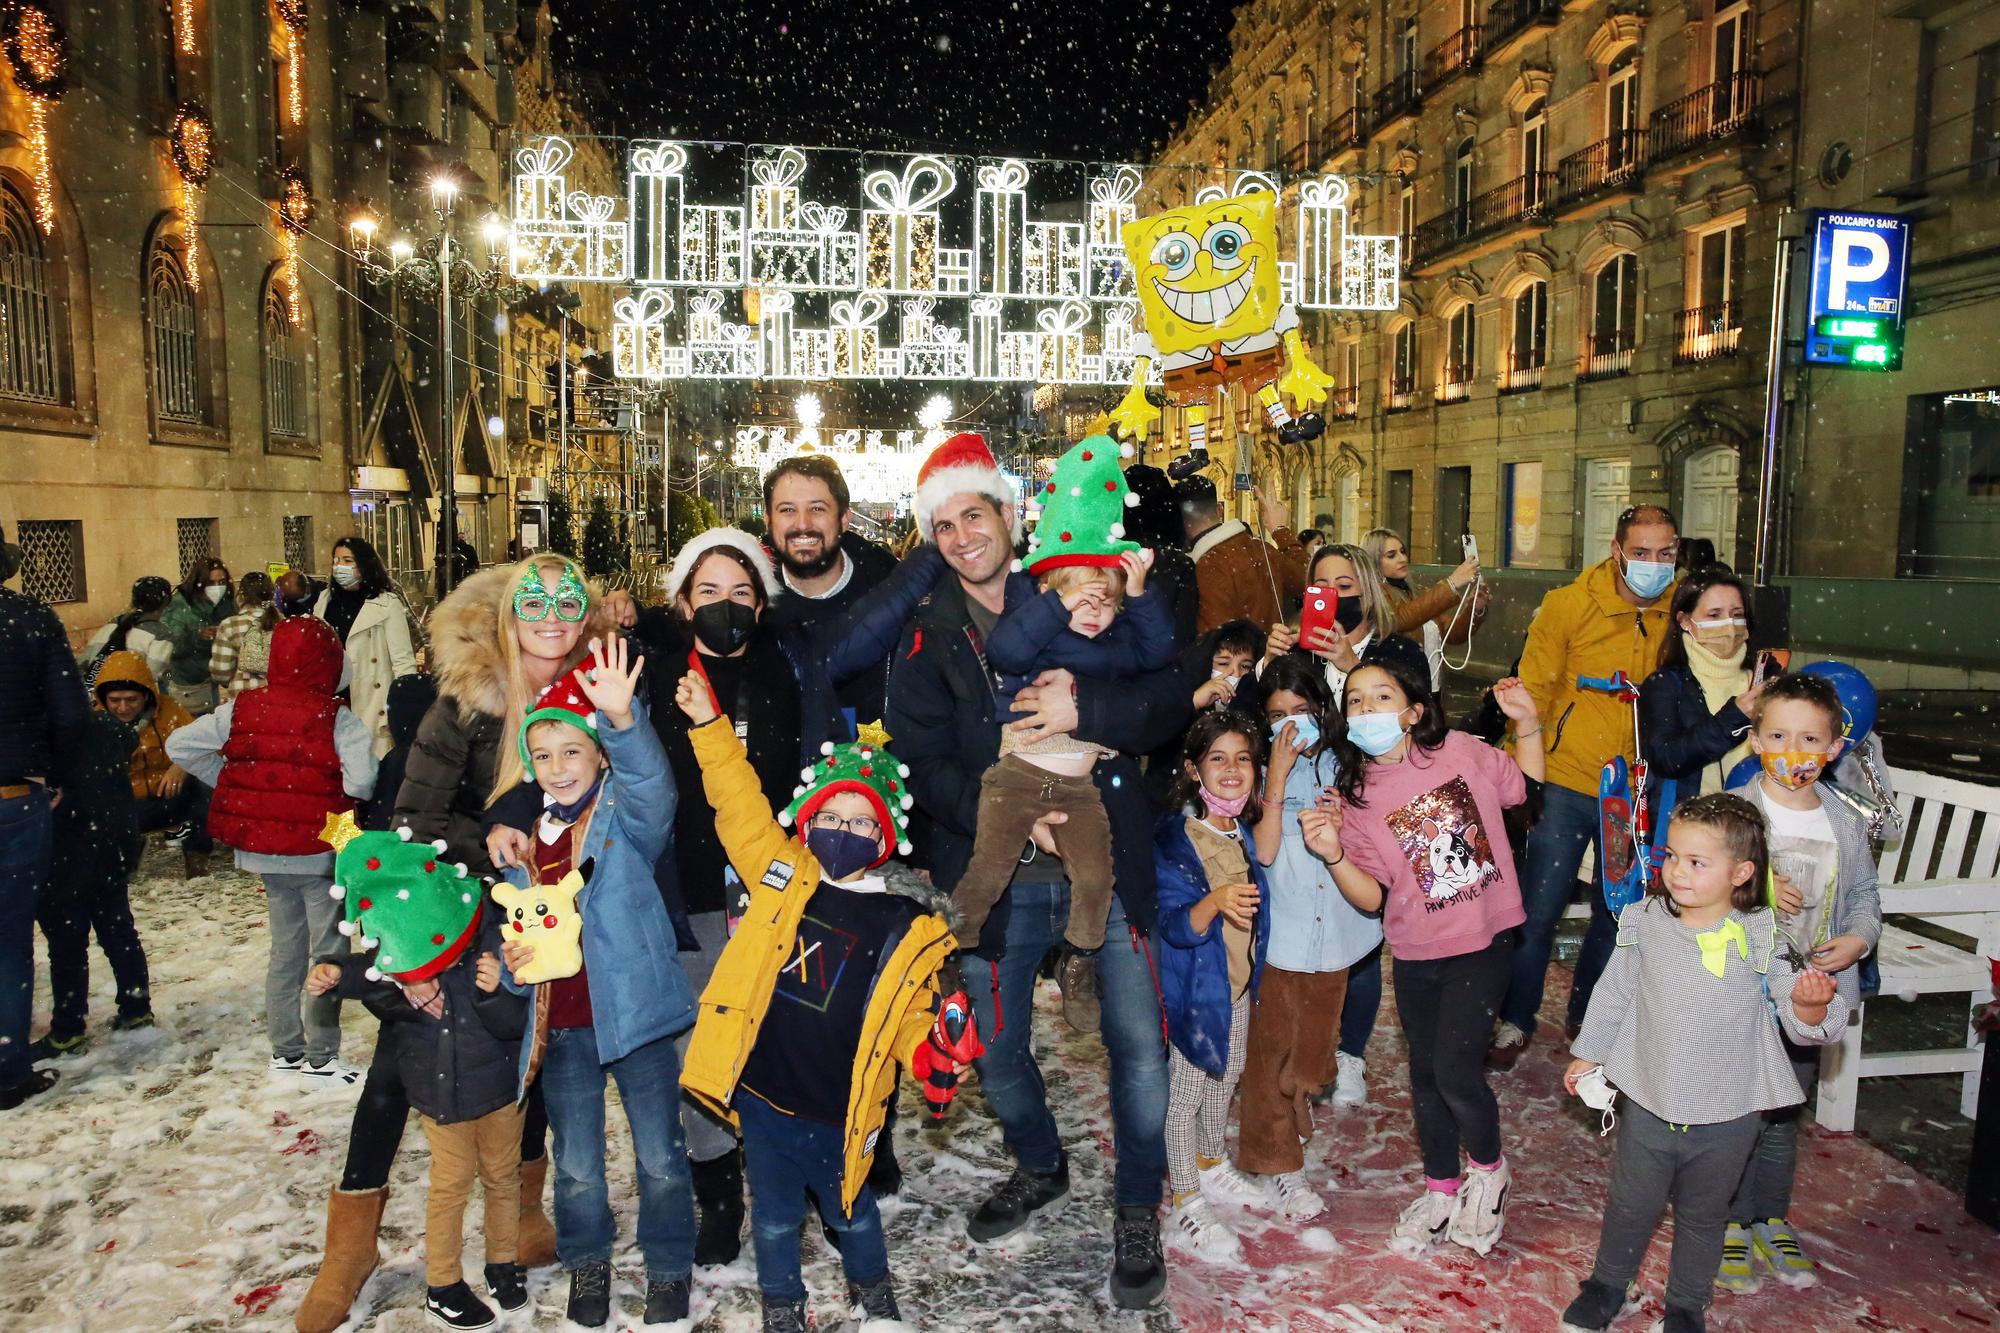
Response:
[1500,350,1546,393]
[1554,131,1644,216]
[1316,107,1367,165]
[1437,364,1474,403]
[1424,26,1483,89]
[1386,375,1416,413]
[1409,171,1554,271]
[1370,69,1425,137]
[1674,301,1743,364]
[1484,0,1561,60]
[1648,73,1763,170]
[1329,385,1360,420]
[1580,331,1636,380]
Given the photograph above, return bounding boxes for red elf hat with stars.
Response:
[323,812,482,983]
[518,661,599,768]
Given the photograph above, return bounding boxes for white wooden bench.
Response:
[1813,765,2000,1132]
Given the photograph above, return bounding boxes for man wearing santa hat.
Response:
[889,432,1191,1310]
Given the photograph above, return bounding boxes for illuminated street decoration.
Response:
[506,136,1400,385]
[3,4,67,235]
[170,100,214,290]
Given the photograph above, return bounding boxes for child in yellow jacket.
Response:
[673,673,981,1333]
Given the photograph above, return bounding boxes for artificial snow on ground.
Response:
[5,848,1999,1331]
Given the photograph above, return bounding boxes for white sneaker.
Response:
[1387,1189,1456,1256]
[1167,1195,1242,1262]
[1267,1170,1326,1220]
[298,1057,363,1086]
[1198,1160,1269,1207]
[269,1055,305,1074]
[1448,1159,1512,1256]
[1332,1050,1368,1105]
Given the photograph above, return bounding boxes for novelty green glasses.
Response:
[513,563,590,622]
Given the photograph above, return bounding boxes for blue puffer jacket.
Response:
[503,698,696,1085]
[1154,809,1270,1076]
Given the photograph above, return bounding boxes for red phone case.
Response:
[1299,585,1339,649]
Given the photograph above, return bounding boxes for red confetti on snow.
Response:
[271,1111,294,1127]
[234,1285,283,1316]
[95,1239,116,1253]
[280,1128,321,1157]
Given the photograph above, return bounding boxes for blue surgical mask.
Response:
[1346,710,1408,757]
[806,826,880,879]
[1274,715,1320,749]
[1621,553,1675,601]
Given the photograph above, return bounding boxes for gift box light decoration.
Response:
[3,5,66,235]
[512,136,1397,387]
[170,100,214,289]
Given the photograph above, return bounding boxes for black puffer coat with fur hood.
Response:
[392,565,616,875]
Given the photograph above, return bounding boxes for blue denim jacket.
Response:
[1265,749,1383,974]
[505,698,696,1086]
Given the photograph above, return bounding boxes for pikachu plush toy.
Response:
[491,865,588,984]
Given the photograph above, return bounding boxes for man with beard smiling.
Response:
[888,432,1190,1310]
[756,455,900,731]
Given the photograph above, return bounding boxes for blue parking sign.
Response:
[1806,212,1911,369]
[1809,212,1910,323]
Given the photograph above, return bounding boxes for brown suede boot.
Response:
[294,1186,388,1333]
[518,1155,557,1267]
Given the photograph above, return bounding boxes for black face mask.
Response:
[1335,593,1367,633]
[691,600,758,655]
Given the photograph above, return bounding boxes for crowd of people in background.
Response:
[0,447,1876,1333]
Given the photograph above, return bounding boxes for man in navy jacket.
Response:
[0,529,88,1110]
[888,434,1190,1311]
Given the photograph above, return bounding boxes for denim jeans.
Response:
[263,872,346,1063]
[737,1090,889,1304]
[1499,783,1617,1037]
[1337,942,1384,1060]
[0,788,53,1089]
[135,782,214,853]
[966,876,1169,1209]
[541,1026,696,1281]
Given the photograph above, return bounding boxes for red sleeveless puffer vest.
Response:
[209,617,355,856]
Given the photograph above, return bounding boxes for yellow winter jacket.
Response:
[679,717,957,1216]
[1518,559,1680,797]
[93,649,196,800]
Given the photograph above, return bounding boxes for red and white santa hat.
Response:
[663,526,782,605]
[913,432,1022,542]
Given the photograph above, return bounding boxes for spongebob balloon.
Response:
[1113,189,1335,477]
[492,866,587,984]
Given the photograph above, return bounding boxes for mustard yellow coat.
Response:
[679,717,957,1216]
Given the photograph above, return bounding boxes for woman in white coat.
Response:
[312,536,418,757]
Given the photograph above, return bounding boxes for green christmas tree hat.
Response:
[777,720,916,865]
[1020,433,1141,576]
[323,813,482,983]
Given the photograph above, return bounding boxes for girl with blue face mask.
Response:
[1302,656,1546,1261]
[1231,656,1385,1203]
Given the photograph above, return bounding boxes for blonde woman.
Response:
[1363,527,1487,691]
[294,555,610,1333]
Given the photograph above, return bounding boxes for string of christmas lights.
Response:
[173,0,196,54]
[170,100,214,290]
[3,4,68,235]
[276,166,312,325]
[274,0,306,126]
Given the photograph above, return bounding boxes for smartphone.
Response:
[1752,649,1792,686]
[1461,532,1478,561]
[1299,585,1339,648]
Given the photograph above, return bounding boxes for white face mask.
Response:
[204,585,227,605]
[331,566,361,589]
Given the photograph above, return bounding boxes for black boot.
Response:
[967,1153,1070,1242]
[1557,1278,1629,1332]
[565,1260,612,1327]
[643,1276,691,1325]
[849,1273,900,1321]
[691,1148,745,1266]
[1109,1204,1167,1310]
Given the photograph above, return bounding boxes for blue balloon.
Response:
[1725,755,1762,791]
[1799,660,1876,747]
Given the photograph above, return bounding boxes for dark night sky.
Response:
[553,0,1247,160]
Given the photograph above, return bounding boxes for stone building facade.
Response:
[1156,0,1799,571]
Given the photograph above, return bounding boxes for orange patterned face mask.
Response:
[1760,751,1829,790]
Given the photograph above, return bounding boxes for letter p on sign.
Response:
[1829,230,1890,312]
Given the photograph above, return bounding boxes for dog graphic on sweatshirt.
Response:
[1421,818,1493,899]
